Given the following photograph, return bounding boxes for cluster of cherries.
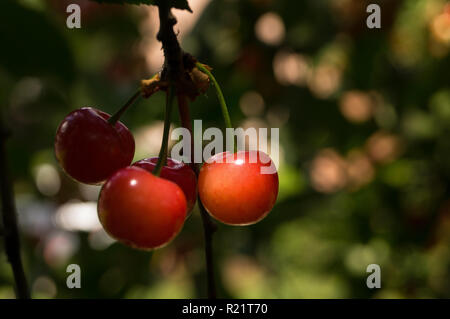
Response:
[54,105,278,250]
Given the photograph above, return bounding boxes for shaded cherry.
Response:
[133,157,197,214]
[55,107,135,184]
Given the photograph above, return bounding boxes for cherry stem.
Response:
[176,95,195,167]
[196,62,237,153]
[177,94,218,299]
[152,86,175,177]
[107,90,142,126]
[196,63,233,129]
[0,112,30,299]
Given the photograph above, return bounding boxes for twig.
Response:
[0,113,30,299]
[156,1,183,82]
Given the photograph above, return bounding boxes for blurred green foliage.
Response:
[1,0,450,298]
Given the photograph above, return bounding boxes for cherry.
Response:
[98,166,187,250]
[133,157,197,213]
[198,151,279,225]
[55,107,135,184]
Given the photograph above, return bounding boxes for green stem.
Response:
[196,62,237,152]
[152,86,175,176]
[196,63,233,129]
[108,90,142,125]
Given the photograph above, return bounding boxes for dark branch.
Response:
[0,114,30,299]
[154,1,205,101]
[156,1,183,82]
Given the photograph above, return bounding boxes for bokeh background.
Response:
[1,0,450,298]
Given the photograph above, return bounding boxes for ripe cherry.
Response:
[98,166,187,250]
[198,151,278,225]
[133,157,197,214]
[55,107,135,184]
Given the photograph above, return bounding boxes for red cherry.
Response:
[198,151,278,225]
[98,166,187,250]
[55,107,135,184]
[133,157,197,213]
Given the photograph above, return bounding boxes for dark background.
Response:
[1,0,450,298]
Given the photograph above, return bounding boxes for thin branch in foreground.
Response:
[0,114,30,299]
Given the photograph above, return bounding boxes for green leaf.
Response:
[89,0,192,12]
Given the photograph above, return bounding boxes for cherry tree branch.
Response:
[0,113,30,299]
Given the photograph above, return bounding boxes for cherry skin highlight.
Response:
[98,166,187,250]
[133,157,197,214]
[55,107,135,184]
[198,151,279,226]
